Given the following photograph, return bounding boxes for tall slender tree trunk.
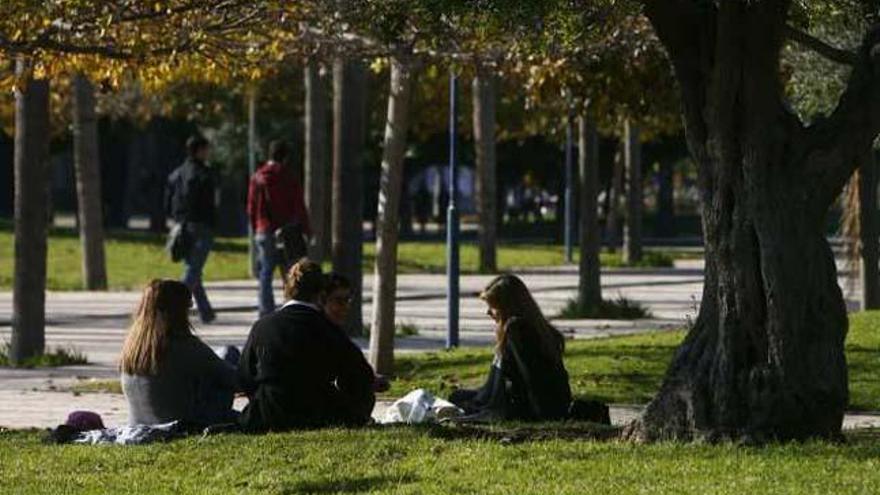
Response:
[305,61,331,262]
[627,1,880,442]
[72,74,107,290]
[369,57,414,375]
[472,65,497,273]
[606,147,623,252]
[11,63,50,364]
[623,120,643,264]
[859,148,880,309]
[577,114,602,308]
[332,58,366,335]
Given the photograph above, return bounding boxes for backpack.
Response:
[258,177,307,264]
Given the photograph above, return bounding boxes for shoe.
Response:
[200,312,217,324]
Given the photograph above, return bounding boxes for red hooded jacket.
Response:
[247,161,311,235]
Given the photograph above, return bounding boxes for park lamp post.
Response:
[446,68,460,349]
[247,87,259,277]
[563,96,574,264]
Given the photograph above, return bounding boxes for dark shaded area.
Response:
[419,421,621,443]
[0,130,12,216]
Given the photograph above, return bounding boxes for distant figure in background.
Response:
[413,182,432,234]
[120,279,239,426]
[449,274,572,421]
[238,260,375,431]
[165,135,218,323]
[247,140,311,316]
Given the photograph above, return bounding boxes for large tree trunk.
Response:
[472,65,498,273]
[577,114,602,308]
[11,64,50,364]
[859,148,880,309]
[332,58,367,335]
[369,57,414,375]
[622,120,643,264]
[627,2,880,442]
[72,74,108,290]
[305,61,331,262]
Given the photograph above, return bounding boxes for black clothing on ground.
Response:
[449,317,572,421]
[237,303,376,431]
[165,158,218,228]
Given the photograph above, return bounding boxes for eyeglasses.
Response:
[329,295,352,306]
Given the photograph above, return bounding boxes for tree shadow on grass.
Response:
[283,473,418,494]
[414,421,622,444]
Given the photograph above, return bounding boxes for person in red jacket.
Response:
[247,140,312,316]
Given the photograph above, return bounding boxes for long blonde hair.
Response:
[480,274,565,360]
[120,279,193,375]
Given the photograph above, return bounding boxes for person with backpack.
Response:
[247,140,311,316]
[165,135,218,324]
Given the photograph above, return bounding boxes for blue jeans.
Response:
[182,224,215,323]
[255,232,293,316]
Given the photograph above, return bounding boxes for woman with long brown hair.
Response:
[448,274,572,420]
[120,279,238,426]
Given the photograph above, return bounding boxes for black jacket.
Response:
[237,304,375,431]
[450,317,572,421]
[165,158,218,227]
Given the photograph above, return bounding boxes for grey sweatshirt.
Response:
[122,335,237,425]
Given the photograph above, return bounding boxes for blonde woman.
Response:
[448,274,572,421]
[120,279,238,426]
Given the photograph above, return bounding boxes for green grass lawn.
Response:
[1,426,880,494]
[392,310,880,410]
[70,311,880,412]
[0,223,688,291]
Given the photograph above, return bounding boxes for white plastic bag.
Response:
[379,389,464,424]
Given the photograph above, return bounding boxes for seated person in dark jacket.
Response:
[322,273,390,392]
[449,274,572,421]
[238,259,376,431]
[120,279,239,426]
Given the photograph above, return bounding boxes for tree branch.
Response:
[783,25,857,66]
[642,1,713,183]
[808,25,880,209]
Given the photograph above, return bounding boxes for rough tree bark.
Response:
[859,148,880,309]
[623,120,643,264]
[11,63,50,364]
[472,64,498,273]
[72,74,108,290]
[369,57,414,375]
[305,61,331,262]
[332,57,367,335]
[577,114,602,309]
[626,1,880,442]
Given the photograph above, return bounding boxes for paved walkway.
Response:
[2,261,875,429]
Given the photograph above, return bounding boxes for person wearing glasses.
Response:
[237,260,375,431]
[322,273,389,393]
